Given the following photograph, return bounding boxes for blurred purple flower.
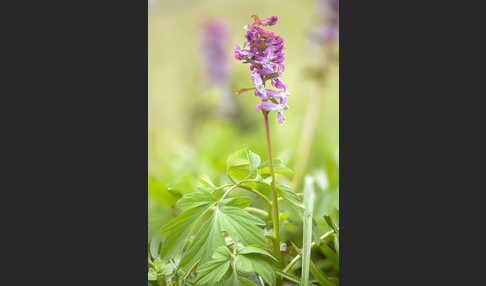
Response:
[201,19,230,85]
[311,0,339,44]
[234,15,289,124]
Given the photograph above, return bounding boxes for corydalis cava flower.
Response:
[311,0,339,44]
[201,19,230,85]
[234,15,289,124]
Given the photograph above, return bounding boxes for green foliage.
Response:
[218,206,266,245]
[196,245,277,286]
[148,149,339,286]
[226,148,255,181]
[148,179,179,206]
[195,246,232,284]
[258,159,294,176]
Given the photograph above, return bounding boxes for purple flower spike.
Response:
[234,15,289,124]
[201,19,230,85]
[312,0,339,45]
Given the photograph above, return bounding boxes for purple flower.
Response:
[234,15,289,124]
[312,0,339,44]
[201,19,230,85]
[254,101,288,124]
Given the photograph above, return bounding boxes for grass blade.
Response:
[309,260,336,286]
[301,177,315,286]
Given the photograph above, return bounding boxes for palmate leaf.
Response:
[236,246,277,286]
[159,204,209,258]
[159,190,217,258]
[214,270,258,286]
[179,210,225,271]
[218,206,266,246]
[197,246,275,286]
[181,206,269,279]
[246,254,276,286]
[160,188,268,272]
[176,189,217,211]
[196,246,232,285]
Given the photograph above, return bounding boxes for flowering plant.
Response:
[148,15,339,286]
[234,15,289,124]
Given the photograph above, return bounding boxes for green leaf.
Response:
[159,189,217,259]
[215,270,258,286]
[196,250,231,284]
[199,175,216,189]
[197,246,233,285]
[218,206,266,246]
[235,255,254,274]
[314,186,339,218]
[227,148,250,180]
[179,211,225,271]
[237,276,258,286]
[148,196,172,241]
[149,233,164,259]
[159,204,211,258]
[324,215,339,234]
[148,269,157,281]
[312,219,322,247]
[197,246,270,286]
[309,260,336,286]
[276,184,304,209]
[238,246,277,262]
[148,179,178,206]
[176,189,216,211]
[227,148,250,169]
[170,175,194,195]
[235,246,278,285]
[302,176,315,286]
[213,245,233,260]
[229,165,251,181]
[277,271,301,284]
[258,159,293,175]
[247,150,261,176]
[226,148,261,182]
[244,254,276,286]
[222,197,252,209]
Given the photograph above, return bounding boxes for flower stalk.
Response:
[234,15,289,286]
[263,110,282,286]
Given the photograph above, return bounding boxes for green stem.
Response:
[219,176,250,201]
[237,185,272,206]
[216,179,272,206]
[245,207,268,217]
[283,230,335,273]
[291,79,324,190]
[262,111,282,286]
[183,259,200,281]
[213,183,233,191]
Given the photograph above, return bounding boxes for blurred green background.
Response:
[148,0,338,243]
